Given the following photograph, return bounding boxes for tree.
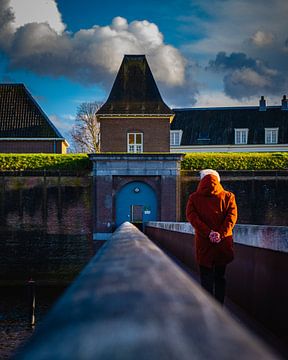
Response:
[70,101,102,153]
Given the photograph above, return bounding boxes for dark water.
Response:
[0,285,67,359]
[0,175,93,358]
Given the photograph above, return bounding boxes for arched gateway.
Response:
[115,181,157,227]
[89,55,182,240]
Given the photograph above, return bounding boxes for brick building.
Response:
[90,55,182,239]
[97,54,174,153]
[0,84,68,153]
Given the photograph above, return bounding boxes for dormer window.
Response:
[170,130,183,146]
[265,128,278,144]
[234,128,248,144]
[127,132,143,153]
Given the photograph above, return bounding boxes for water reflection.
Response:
[0,285,67,359]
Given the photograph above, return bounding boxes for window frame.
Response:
[170,130,183,146]
[234,128,249,145]
[127,132,144,153]
[265,128,279,144]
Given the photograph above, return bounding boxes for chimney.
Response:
[281,95,288,111]
[259,96,266,111]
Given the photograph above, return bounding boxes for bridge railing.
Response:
[16,222,278,359]
[145,221,288,354]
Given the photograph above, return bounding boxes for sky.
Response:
[0,0,288,142]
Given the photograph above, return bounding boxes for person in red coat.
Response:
[186,169,237,304]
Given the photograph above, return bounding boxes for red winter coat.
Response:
[186,174,238,268]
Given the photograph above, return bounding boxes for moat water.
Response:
[0,285,67,359]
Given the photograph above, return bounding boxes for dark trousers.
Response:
[199,265,227,305]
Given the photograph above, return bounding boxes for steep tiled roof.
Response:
[97,55,172,115]
[171,107,288,145]
[0,84,64,138]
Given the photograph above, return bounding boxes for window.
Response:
[170,130,183,146]
[265,128,278,144]
[127,132,143,153]
[234,129,248,144]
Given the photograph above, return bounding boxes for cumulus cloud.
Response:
[194,90,259,107]
[250,31,275,47]
[208,52,257,72]
[224,69,270,98]
[10,0,66,34]
[181,0,288,100]
[0,1,188,97]
[207,51,283,99]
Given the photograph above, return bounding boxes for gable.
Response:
[0,84,64,139]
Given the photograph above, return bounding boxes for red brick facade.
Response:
[0,140,67,153]
[99,117,171,153]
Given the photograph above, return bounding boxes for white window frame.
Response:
[234,128,249,145]
[170,130,183,146]
[127,132,143,153]
[265,128,278,144]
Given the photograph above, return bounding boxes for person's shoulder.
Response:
[188,191,198,200]
[223,190,236,200]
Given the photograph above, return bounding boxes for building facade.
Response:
[0,84,68,153]
[170,96,288,152]
[97,54,174,153]
[90,55,182,239]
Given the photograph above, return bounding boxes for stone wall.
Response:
[0,171,94,284]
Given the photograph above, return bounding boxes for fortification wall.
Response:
[0,171,94,284]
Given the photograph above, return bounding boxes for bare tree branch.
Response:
[70,101,102,153]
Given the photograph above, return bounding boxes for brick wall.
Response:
[0,140,67,153]
[0,173,93,284]
[99,117,170,152]
[181,171,288,226]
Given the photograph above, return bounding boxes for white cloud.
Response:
[0,1,187,90]
[62,114,76,121]
[195,90,284,107]
[194,91,259,107]
[181,0,288,100]
[50,114,72,132]
[229,68,269,88]
[10,0,65,34]
[250,31,275,47]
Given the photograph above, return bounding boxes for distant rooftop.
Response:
[172,105,288,146]
[0,84,64,138]
[174,106,281,111]
[97,55,172,115]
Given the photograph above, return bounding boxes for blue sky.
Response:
[0,0,287,142]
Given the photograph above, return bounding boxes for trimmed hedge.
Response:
[181,153,288,170]
[0,154,91,171]
[0,153,287,171]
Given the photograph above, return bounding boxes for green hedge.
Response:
[0,153,287,171]
[181,153,288,170]
[0,154,91,171]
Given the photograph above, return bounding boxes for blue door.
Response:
[115,181,157,227]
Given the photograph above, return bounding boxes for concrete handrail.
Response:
[16,222,278,359]
[146,221,288,253]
